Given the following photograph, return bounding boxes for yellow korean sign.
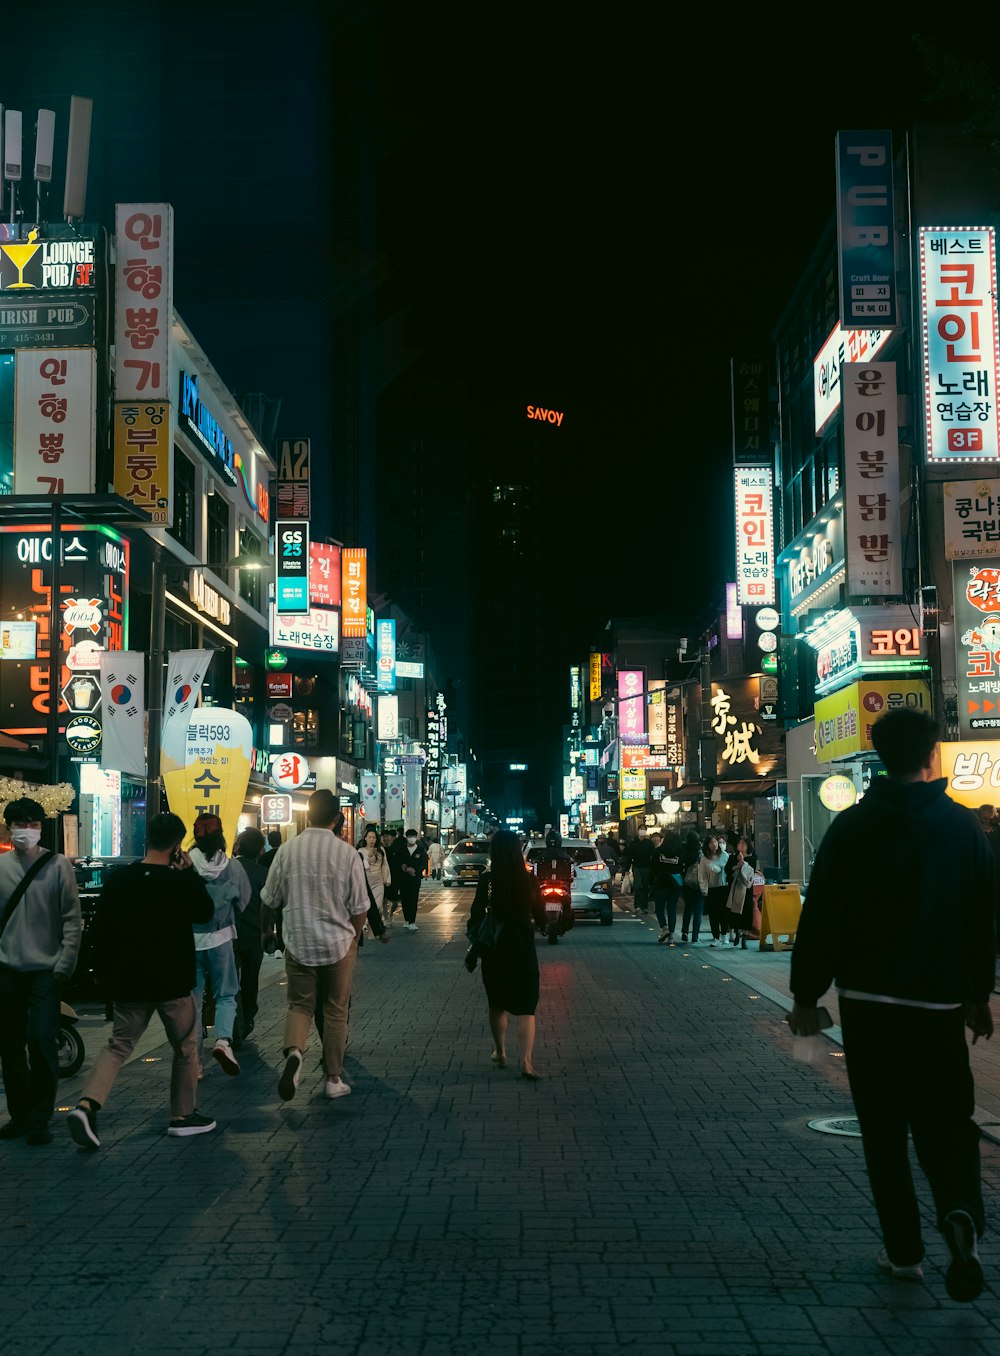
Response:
[162,709,253,851]
[937,741,1000,810]
[589,652,602,702]
[814,679,931,761]
[113,402,171,525]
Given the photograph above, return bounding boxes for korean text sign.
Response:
[919,226,1000,461]
[113,402,171,525]
[953,560,1000,737]
[842,362,901,595]
[377,619,396,692]
[734,466,775,605]
[14,349,96,495]
[161,709,253,853]
[342,547,367,637]
[269,604,339,654]
[814,323,891,436]
[939,740,1000,808]
[114,204,173,401]
[309,542,341,607]
[275,521,309,615]
[835,130,897,327]
[617,669,645,738]
[943,480,1000,559]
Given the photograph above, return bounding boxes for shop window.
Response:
[168,449,196,553]
[207,492,229,569]
[292,708,319,749]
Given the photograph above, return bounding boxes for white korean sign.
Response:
[734,465,775,605]
[114,203,173,400]
[943,480,1000,559]
[813,322,892,436]
[269,604,339,654]
[14,348,96,494]
[269,752,311,791]
[842,362,902,595]
[377,694,399,741]
[920,226,1000,462]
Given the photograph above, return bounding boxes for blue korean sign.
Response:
[275,520,309,615]
[835,130,897,327]
[376,618,396,692]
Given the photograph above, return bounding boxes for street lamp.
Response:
[145,551,266,820]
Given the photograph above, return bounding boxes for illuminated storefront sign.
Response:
[268,604,339,655]
[939,740,1000,807]
[0,621,37,660]
[570,665,581,729]
[0,525,128,737]
[814,678,931,761]
[0,232,97,291]
[804,606,926,695]
[309,542,341,608]
[734,466,775,605]
[618,669,645,738]
[377,694,399,741]
[178,370,236,484]
[526,404,565,426]
[954,559,1000,736]
[0,293,96,348]
[114,204,172,401]
[835,130,897,327]
[14,349,96,495]
[275,437,311,519]
[781,509,845,616]
[397,660,424,679]
[589,651,603,702]
[189,570,232,628]
[920,226,1000,462]
[944,479,1000,558]
[818,773,858,812]
[814,322,892,436]
[113,402,171,525]
[711,685,761,768]
[731,355,768,464]
[275,521,309,615]
[377,619,396,693]
[842,361,902,595]
[648,687,667,754]
[341,548,367,637]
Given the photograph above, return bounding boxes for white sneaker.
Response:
[877,1248,924,1281]
[407,923,418,931]
[212,1038,240,1076]
[325,1077,352,1099]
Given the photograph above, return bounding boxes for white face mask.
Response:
[10,827,41,851]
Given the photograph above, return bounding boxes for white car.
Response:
[523,838,613,925]
[442,838,490,887]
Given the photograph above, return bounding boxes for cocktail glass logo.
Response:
[0,231,96,290]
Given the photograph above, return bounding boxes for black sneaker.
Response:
[278,1049,303,1102]
[67,1104,100,1151]
[942,1210,984,1301]
[26,1126,53,1146]
[0,1120,29,1141]
[167,1112,217,1138]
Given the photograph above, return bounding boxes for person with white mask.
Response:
[398,829,429,931]
[0,797,81,1145]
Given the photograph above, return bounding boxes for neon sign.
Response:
[526,404,565,427]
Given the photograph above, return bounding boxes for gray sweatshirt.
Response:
[0,851,82,978]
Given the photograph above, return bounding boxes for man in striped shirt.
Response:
[261,789,369,1102]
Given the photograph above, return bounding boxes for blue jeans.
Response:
[0,965,61,1129]
[652,881,681,931]
[192,941,239,1057]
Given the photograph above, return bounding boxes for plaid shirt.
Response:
[260,828,369,965]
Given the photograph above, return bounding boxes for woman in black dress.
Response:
[467,829,546,1079]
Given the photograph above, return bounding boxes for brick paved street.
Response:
[2,885,999,1356]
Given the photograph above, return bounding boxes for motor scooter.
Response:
[57,1001,85,1078]
[539,879,573,944]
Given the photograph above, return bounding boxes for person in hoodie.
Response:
[789,707,995,1303]
[624,824,656,915]
[188,814,251,1077]
[397,829,429,930]
[650,828,684,943]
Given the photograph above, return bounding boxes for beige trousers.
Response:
[83,996,199,1119]
[283,941,358,1078]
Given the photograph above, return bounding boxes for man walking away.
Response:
[398,829,429,930]
[261,788,369,1101]
[260,829,282,875]
[789,708,995,1302]
[0,797,82,1146]
[66,813,216,1150]
[625,824,655,915]
[650,829,684,943]
[233,828,268,1037]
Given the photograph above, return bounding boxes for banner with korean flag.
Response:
[160,650,212,776]
[384,775,404,818]
[361,773,381,824]
[99,651,146,777]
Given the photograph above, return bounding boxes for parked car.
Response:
[442,837,490,887]
[523,838,612,925]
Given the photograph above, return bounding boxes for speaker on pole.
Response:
[3,108,22,181]
[63,95,92,221]
[34,109,55,182]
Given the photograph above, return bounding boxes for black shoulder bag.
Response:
[0,851,54,940]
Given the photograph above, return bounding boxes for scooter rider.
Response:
[532,831,576,936]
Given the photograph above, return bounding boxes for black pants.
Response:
[0,965,60,1130]
[651,882,681,931]
[400,880,421,924]
[681,884,703,940]
[237,933,264,1025]
[632,867,651,912]
[706,886,730,939]
[839,997,985,1266]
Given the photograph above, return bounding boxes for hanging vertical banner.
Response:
[919,226,1000,462]
[954,560,1000,738]
[98,650,146,777]
[162,708,253,851]
[160,649,211,776]
[376,618,396,692]
[361,773,381,823]
[842,361,902,596]
[342,547,368,637]
[618,669,645,738]
[377,694,399,741]
[274,437,311,519]
[114,203,173,401]
[731,356,769,464]
[14,348,96,495]
[309,542,341,607]
[113,401,171,525]
[275,520,310,615]
[384,773,404,816]
[734,465,775,604]
[589,652,603,702]
[835,130,897,327]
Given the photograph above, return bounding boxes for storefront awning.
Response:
[715,779,777,797]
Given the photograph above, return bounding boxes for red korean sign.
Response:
[734,465,775,605]
[114,203,174,401]
[341,547,367,637]
[13,349,96,495]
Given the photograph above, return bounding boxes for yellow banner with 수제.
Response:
[814,679,931,762]
[162,709,253,850]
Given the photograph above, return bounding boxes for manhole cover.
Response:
[807,1115,863,1137]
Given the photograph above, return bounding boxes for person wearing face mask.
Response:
[398,829,429,931]
[0,797,82,1146]
[188,814,252,1078]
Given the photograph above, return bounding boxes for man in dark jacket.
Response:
[789,708,995,1302]
[650,829,684,944]
[397,829,429,931]
[624,824,656,914]
[65,813,216,1151]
